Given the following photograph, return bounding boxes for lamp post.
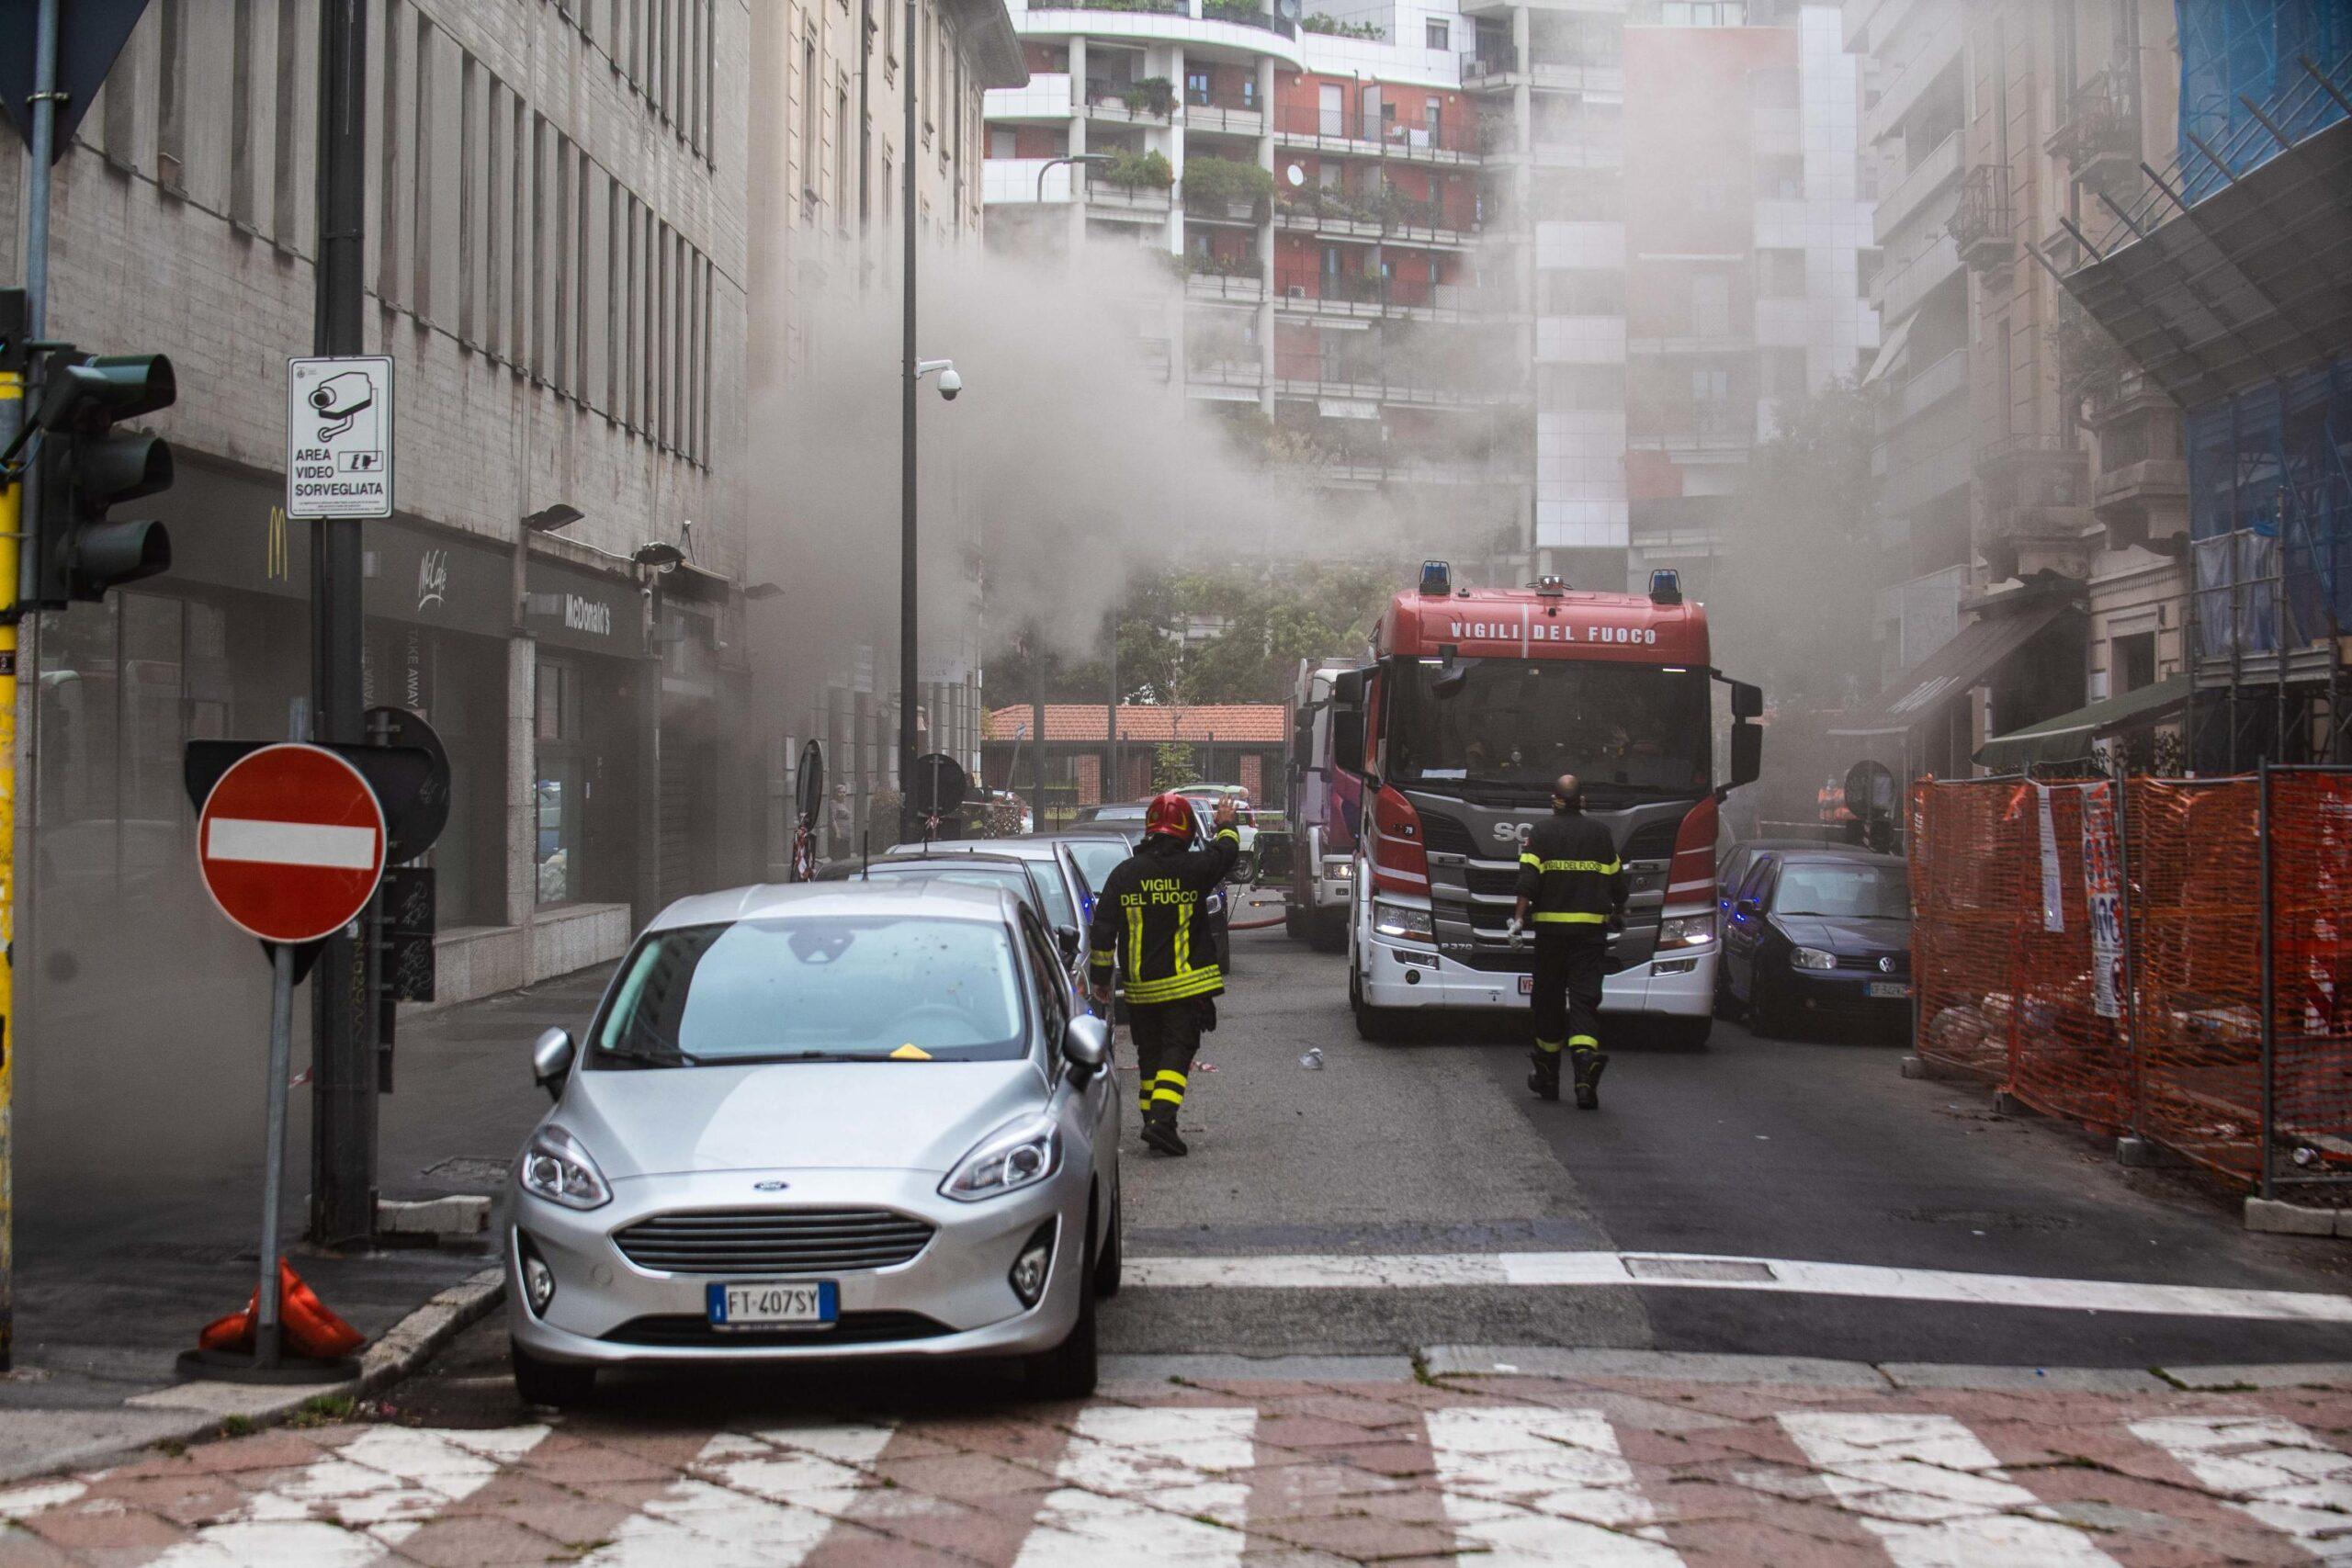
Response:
[1038,152,1112,206]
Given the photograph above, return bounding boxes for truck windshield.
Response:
[1387,659,1710,797]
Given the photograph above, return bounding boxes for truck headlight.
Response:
[517,1125,612,1211]
[1374,902,1432,942]
[1791,945,1837,971]
[1657,913,1714,948]
[1323,856,1352,881]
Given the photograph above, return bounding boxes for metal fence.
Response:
[1907,767,2352,1201]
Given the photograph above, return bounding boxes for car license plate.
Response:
[1519,975,1535,995]
[707,1280,838,1331]
[1865,980,1912,999]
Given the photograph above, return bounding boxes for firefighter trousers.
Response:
[1129,998,1204,1122]
[1531,929,1607,1057]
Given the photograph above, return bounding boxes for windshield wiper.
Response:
[726,1050,881,1065]
[597,1043,704,1068]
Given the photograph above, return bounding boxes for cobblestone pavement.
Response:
[1,1367,2346,1566]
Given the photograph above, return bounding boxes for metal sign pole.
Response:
[254,941,296,1369]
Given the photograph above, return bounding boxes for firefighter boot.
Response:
[1142,1108,1190,1157]
[1527,1046,1562,1101]
[1572,1049,1610,1110]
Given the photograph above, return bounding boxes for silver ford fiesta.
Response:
[505,879,1122,1405]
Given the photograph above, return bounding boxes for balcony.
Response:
[1536,315,1626,365]
[1083,78,1176,125]
[1874,129,1961,243]
[1272,372,1530,409]
[1873,230,1961,322]
[1272,265,1497,321]
[1272,106,1480,164]
[1627,407,1751,457]
[1949,165,2015,272]
[1461,45,1518,89]
[1084,175,1173,216]
[1458,46,1622,97]
[2045,71,2141,190]
[1272,189,1476,248]
[1886,344,1967,428]
[1185,99,1265,137]
[1185,265,1265,303]
[1976,433,2093,554]
[1864,2,1962,145]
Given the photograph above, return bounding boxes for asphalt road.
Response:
[1105,908,2352,1369]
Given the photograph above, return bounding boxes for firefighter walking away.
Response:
[1089,792,1241,1156]
[1511,773,1628,1109]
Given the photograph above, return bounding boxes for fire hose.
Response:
[1227,891,1292,931]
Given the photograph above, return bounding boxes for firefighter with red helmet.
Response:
[1088,792,1242,1156]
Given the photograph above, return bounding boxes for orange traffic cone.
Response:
[198,1260,365,1360]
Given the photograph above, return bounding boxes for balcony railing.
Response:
[2045,70,2140,176]
[1084,175,1172,210]
[1272,105,1479,157]
[1199,0,1295,36]
[1950,164,2015,271]
[1462,45,1518,85]
[1273,187,1474,242]
[1065,0,1187,13]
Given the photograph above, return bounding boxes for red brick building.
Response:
[982,704,1288,810]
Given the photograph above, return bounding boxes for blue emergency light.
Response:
[1419,558,1452,596]
[1649,569,1683,605]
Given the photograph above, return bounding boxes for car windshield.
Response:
[1774,863,1909,919]
[1386,658,1711,799]
[1057,838,1128,888]
[592,915,1029,1066]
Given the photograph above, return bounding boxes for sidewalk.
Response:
[0,965,613,1482]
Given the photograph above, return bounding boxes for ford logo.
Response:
[752,1179,791,1191]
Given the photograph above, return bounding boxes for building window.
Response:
[1186,68,1211,107]
[1426,18,1448,51]
[2113,631,2156,694]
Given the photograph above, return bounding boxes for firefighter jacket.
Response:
[1088,827,1241,1005]
[1515,811,1629,928]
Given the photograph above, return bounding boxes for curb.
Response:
[0,1268,506,1485]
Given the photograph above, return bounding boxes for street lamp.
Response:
[1037,152,1112,205]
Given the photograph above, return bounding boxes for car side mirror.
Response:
[532,1027,576,1098]
[1062,1014,1110,1085]
[1736,897,1761,918]
[1054,924,1081,963]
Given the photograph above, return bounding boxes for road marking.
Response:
[2129,1416,2352,1561]
[150,1424,548,1567]
[581,1421,895,1567]
[1012,1404,1255,1566]
[0,1480,85,1518]
[1121,1250,2352,1323]
[1426,1405,1683,1564]
[1778,1411,2121,1567]
[206,817,379,868]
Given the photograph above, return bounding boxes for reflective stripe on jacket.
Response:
[1088,827,1241,1004]
[1515,812,1628,926]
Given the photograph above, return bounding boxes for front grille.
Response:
[615,1208,934,1277]
[1418,812,1478,856]
[1464,863,1520,898]
[602,1311,951,1348]
[1835,952,1911,975]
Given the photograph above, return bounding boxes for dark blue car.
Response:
[1717,848,1912,1039]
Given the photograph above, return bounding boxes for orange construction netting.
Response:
[1911,770,2352,1192]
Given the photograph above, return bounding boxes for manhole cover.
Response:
[1624,1258,1777,1283]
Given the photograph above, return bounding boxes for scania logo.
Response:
[1493,821,1533,844]
[752,1179,791,1191]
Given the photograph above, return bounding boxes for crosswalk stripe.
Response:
[2128,1415,2352,1562]
[580,1421,897,1567]
[1425,1405,1683,1565]
[147,1424,549,1568]
[1012,1404,1256,1566]
[1777,1412,2121,1567]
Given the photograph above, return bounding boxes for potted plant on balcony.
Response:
[1182,156,1274,220]
[1099,148,1174,192]
[1122,76,1176,118]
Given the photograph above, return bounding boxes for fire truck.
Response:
[1283,658,1365,953]
[1339,560,1762,1045]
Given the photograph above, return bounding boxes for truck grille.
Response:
[615,1208,934,1276]
[1419,813,1479,856]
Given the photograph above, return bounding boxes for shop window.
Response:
[536,657,584,905]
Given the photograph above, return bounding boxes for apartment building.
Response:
[0,0,746,1188]
[2057,1,2350,771]
[979,0,1528,559]
[1837,0,2190,779]
[748,0,1025,859]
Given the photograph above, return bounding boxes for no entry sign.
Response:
[198,743,388,944]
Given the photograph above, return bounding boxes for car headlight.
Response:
[1657,913,1714,949]
[1323,856,1353,880]
[1374,901,1432,942]
[941,1113,1060,1201]
[517,1124,612,1211]
[1791,945,1837,971]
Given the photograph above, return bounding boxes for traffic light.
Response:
[28,352,175,607]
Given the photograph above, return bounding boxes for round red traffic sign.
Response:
[197,743,388,944]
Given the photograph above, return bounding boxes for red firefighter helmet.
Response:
[1144,791,1197,840]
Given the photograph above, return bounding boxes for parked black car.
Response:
[1717,848,1912,1039]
